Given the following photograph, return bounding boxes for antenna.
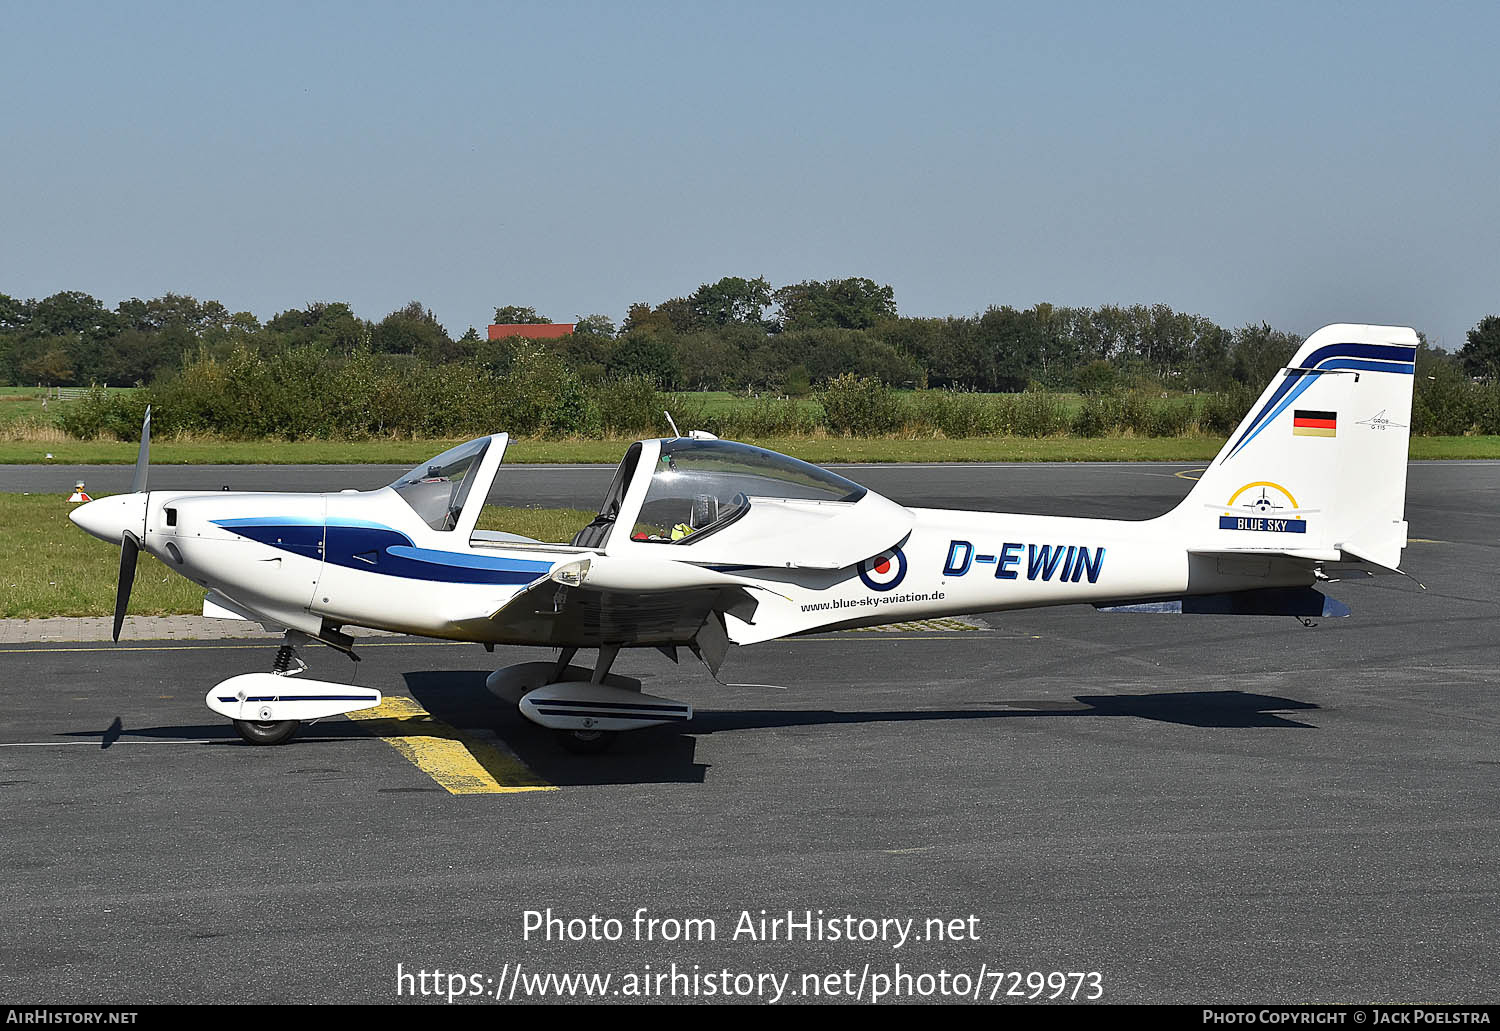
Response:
[663,410,681,439]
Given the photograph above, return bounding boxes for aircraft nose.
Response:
[70,493,148,544]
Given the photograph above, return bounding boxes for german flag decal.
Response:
[1293,410,1337,437]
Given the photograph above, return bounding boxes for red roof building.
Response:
[487,323,575,340]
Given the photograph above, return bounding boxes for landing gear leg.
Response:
[554,645,624,754]
[551,646,578,682]
[231,631,308,746]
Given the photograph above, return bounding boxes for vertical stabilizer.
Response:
[1171,324,1417,569]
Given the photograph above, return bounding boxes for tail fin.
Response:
[1172,324,1417,570]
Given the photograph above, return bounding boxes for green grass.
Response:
[475,505,595,542]
[0,496,594,619]
[0,388,51,426]
[1405,436,1500,459]
[2,495,203,618]
[2,433,1497,465]
[678,390,823,415]
[0,385,139,428]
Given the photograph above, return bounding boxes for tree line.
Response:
[2,278,1496,401]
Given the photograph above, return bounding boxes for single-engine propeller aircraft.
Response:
[71,324,1419,752]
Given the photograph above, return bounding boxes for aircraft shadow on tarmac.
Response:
[399,671,1322,786]
[60,674,1319,788]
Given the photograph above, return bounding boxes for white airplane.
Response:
[70,324,1419,753]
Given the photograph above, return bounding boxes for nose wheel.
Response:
[207,631,381,745]
[555,728,617,754]
[233,719,300,746]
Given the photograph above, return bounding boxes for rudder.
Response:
[1172,324,1417,569]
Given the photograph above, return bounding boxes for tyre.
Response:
[556,728,616,755]
[233,719,300,746]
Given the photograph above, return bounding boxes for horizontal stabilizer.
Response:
[1187,546,1342,563]
[1096,587,1349,618]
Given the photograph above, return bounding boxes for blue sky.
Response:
[3,1,1496,347]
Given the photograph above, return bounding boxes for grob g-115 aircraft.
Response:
[70,324,1419,753]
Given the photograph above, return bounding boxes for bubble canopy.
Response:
[388,437,491,531]
[631,438,867,543]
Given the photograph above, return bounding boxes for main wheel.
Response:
[233,719,300,746]
[555,728,617,755]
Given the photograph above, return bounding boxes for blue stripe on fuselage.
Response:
[212,518,554,585]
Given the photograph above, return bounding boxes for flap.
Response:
[476,575,759,649]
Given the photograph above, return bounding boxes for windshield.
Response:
[631,439,866,543]
[389,437,491,531]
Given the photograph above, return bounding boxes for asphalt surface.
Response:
[1,462,1496,1004]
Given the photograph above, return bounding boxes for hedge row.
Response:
[55,346,1500,442]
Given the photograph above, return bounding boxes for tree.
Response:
[371,301,455,362]
[116,293,226,333]
[1229,323,1300,387]
[17,344,74,385]
[1074,360,1117,395]
[1458,315,1500,381]
[620,302,661,335]
[0,293,34,332]
[263,302,368,353]
[773,277,897,331]
[28,291,115,339]
[785,363,812,396]
[975,305,1047,391]
[435,326,484,363]
[573,314,616,338]
[688,276,772,328]
[607,332,680,387]
[493,305,550,325]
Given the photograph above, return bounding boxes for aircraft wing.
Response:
[464,556,771,673]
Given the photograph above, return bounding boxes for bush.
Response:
[1198,386,1256,436]
[57,385,152,440]
[1074,360,1117,395]
[716,397,819,437]
[1413,367,1478,436]
[1071,396,1118,437]
[1011,390,1068,438]
[784,364,812,397]
[1473,381,1500,435]
[908,390,1006,438]
[590,376,662,436]
[1144,399,1194,437]
[54,340,1484,443]
[818,373,908,436]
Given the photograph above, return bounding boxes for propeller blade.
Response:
[130,406,151,494]
[113,531,140,643]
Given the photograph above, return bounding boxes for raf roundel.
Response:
[858,546,908,591]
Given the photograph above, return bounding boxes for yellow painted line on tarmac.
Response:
[1174,467,1207,481]
[345,695,555,796]
[842,617,984,633]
